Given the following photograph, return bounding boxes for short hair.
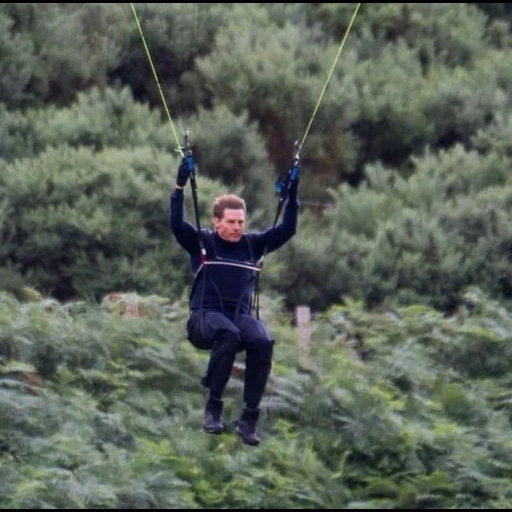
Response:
[212,194,246,219]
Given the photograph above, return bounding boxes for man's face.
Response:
[213,208,245,243]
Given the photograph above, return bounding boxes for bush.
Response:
[0,144,228,301]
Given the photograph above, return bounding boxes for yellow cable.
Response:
[299,3,361,152]
[129,3,184,156]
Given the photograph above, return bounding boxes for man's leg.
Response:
[233,314,275,446]
[187,311,241,434]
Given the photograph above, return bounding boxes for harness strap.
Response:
[183,132,207,264]
[189,232,261,319]
[252,143,301,318]
[194,260,262,279]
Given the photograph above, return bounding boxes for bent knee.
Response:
[251,336,274,360]
[213,328,241,354]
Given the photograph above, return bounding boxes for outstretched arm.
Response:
[169,179,200,255]
[250,183,300,256]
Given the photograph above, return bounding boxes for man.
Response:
[169,156,299,446]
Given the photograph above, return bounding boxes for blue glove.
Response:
[176,155,195,187]
[288,161,300,192]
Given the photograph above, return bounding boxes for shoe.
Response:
[203,398,224,434]
[235,408,260,446]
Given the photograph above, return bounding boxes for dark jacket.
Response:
[169,188,299,315]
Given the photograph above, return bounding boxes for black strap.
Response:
[183,132,207,264]
[252,143,301,318]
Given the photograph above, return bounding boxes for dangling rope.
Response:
[129,3,183,157]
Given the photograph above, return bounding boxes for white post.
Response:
[295,305,311,354]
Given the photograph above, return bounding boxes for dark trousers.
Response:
[187,310,275,409]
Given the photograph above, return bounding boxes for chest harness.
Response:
[189,230,261,319]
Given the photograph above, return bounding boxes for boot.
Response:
[203,398,224,434]
[235,408,260,446]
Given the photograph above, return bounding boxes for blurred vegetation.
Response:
[2,288,512,508]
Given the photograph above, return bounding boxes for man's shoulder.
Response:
[199,229,216,246]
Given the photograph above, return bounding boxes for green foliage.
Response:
[269,144,512,312]
[0,84,276,222]
[195,3,360,192]
[112,3,229,111]
[348,3,488,67]
[0,8,34,105]
[0,86,172,162]
[424,65,503,149]
[0,144,228,301]
[0,3,124,108]
[0,266,30,302]
[474,3,512,28]
[5,3,512,508]
[262,207,371,311]
[350,40,434,170]
[182,105,276,221]
[361,208,463,310]
[2,288,512,508]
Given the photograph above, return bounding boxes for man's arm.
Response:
[249,184,300,256]
[169,186,200,254]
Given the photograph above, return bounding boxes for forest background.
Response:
[2,3,512,509]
